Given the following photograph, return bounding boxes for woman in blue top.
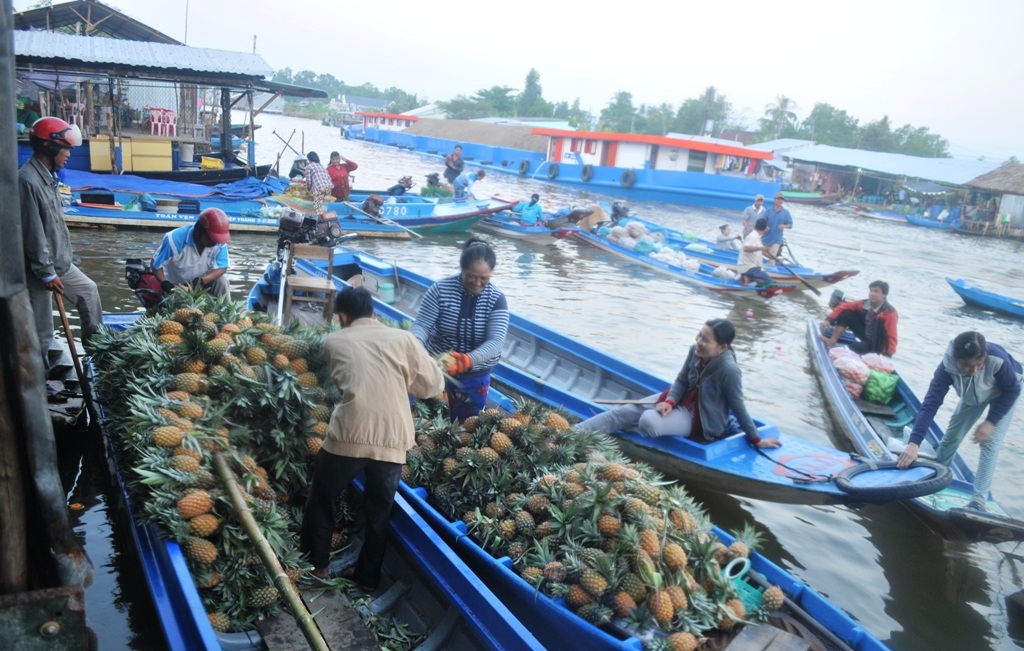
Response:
[897,331,1022,510]
[411,238,509,421]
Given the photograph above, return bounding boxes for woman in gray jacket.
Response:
[575,319,781,448]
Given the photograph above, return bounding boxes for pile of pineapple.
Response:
[406,402,786,651]
[89,288,337,633]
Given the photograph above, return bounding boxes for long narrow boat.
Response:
[247,252,891,651]
[946,277,1024,320]
[564,226,797,299]
[804,319,1024,542]
[904,214,962,230]
[605,213,859,289]
[248,248,948,507]
[93,313,544,651]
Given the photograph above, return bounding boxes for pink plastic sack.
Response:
[843,378,864,399]
[861,353,896,374]
[829,346,859,362]
[833,355,871,386]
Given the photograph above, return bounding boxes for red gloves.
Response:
[439,351,472,376]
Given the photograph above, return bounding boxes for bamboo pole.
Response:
[211,454,329,651]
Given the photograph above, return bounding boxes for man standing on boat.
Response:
[819,280,898,357]
[152,208,232,299]
[327,151,359,201]
[443,145,465,188]
[741,194,765,236]
[453,169,485,200]
[737,218,773,286]
[300,287,444,586]
[760,193,793,258]
[20,116,103,385]
[512,193,546,226]
[304,151,333,216]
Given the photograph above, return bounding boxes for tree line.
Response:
[274,67,952,158]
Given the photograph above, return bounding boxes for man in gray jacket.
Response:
[20,117,102,385]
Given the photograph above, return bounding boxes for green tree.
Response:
[437,95,496,120]
[858,115,898,152]
[599,92,638,132]
[643,103,676,136]
[893,124,949,157]
[567,99,593,130]
[272,67,293,84]
[292,70,318,89]
[798,103,859,147]
[517,69,547,117]
[761,95,799,138]
[473,86,517,117]
[673,86,731,136]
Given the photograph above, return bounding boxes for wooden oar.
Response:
[593,398,657,405]
[345,201,422,239]
[212,454,329,651]
[54,293,98,422]
[771,256,821,296]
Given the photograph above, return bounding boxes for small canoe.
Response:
[248,249,949,507]
[904,214,962,230]
[93,313,543,651]
[609,215,859,289]
[566,226,797,299]
[781,190,839,205]
[946,277,1024,320]
[804,319,1024,542]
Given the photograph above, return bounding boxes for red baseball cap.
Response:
[197,207,231,244]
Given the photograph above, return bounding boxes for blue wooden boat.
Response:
[804,319,1024,542]
[904,214,962,230]
[93,315,543,651]
[248,248,949,507]
[247,253,893,651]
[946,277,1024,320]
[473,209,556,243]
[604,212,859,289]
[564,226,798,299]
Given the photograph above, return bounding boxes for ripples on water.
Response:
[65,113,1024,650]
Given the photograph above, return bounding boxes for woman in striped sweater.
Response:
[411,239,509,421]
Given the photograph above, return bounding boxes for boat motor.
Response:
[386,176,415,196]
[828,289,845,309]
[277,209,346,252]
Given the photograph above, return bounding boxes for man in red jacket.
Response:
[327,151,359,201]
[820,280,898,356]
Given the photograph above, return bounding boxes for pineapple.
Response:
[249,585,280,608]
[662,542,687,570]
[157,334,184,348]
[245,346,268,365]
[175,400,205,420]
[330,530,348,549]
[297,372,318,388]
[170,455,201,473]
[489,432,513,456]
[598,512,622,537]
[565,584,593,609]
[290,358,309,375]
[152,426,185,448]
[166,390,192,401]
[666,632,699,651]
[176,489,213,519]
[639,528,661,557]
[728,523,764,560]
[664,584,688,612]
[620,572,647,603]
[477,447,500,466]
[180,357,206,374]
[611,591,638,618]
[761,585,784,612]
[514,511,535,538]
[525,494,551,517]
[543,411,571,432]
[498,417,521,435]
[718,598,746,630]
[461,415,479,433]
[157,320,185,336]
[181,536,218,564]
[647,589,674,625]
[520,566,543,585]
[207,611,231,633]
[169,372,206,394]
[188,513,221,537]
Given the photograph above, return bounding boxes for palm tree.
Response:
[763,95,799,138]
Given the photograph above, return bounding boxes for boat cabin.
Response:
[356,112,420,132]
[531,128,774,175]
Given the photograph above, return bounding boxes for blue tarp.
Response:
[63,169,290,200]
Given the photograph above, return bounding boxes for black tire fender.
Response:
[581,164,595,182]
[546,163,560,180]
[620,169,637,188]
[834,459,952,501]
[518,159,530,175]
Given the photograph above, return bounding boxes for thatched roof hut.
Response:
[967,162,1024,194]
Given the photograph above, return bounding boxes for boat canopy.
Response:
[904,180,951,195]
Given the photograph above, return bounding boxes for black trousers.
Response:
[833,310,877,355]
[299,450,401,587]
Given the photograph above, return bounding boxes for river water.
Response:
[63,113,1024,650]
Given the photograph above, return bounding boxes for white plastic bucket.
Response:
[379,282,395,304]
[180,143,195,162]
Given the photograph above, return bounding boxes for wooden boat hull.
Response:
[568,228,797,299]
[93,313,542,651]
[804,319,1024,542]
[615,215,859,289]
[272,194,514,233]
[946,277,1024,320]
[248,250,948,506]
[473,211,557,242]
[904,214,961,230]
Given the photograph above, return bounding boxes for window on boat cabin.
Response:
[687,150,707,173]
[584,140,598,155]
[569,138,582,153]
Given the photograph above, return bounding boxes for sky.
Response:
[14,0,1024,161]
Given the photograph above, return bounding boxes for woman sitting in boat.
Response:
[511,193,546,226]
[411,238,509,421]
[896,331,1022,511]
[574,319,781,449]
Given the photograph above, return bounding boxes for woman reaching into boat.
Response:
[574,319,781,449]
[896,331,1022,511]
[411,238,509,421]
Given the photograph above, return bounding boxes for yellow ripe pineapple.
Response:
[461,415,479,433]
[498,417,520,435]
[289,358,309,375]
[165,390,191,402]
[157,320,185,336]
[170,455,201,473]
[305,437,322,456]
[647,589,674,624]
[175,400,205,420]
[207,611,231,632]
[662,542,687,570]
[489,432,513,456]
[176,489,213,519]
[180,357,206,375]
[181,536,218,564]
[719,598,746,630]
[543,411,571,432]
[220,323,241,334]
[236,316,253,329]
[312,422,329,439]
[168,372,206,394]
[596,462,627,482]
[188,513,221,537]
[157,333,184,348]
[173,446,202,461]
[666,632,699,651]
[761,585,785,612]
[173,307,203,325]
[638,528,661,556]
[297,372,318,388]
[152,426,185,448]
[664,584,688,612]
[202,338,229,358]
[611,591,637,618]
[597,513,622,537]
[245,346,268,365]
[249,585,280,608]
[728,523,764,560]
[272,353,290,371]
[668,508,698,535]
[565,584,593,609]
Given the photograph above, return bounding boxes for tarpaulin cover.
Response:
[63,169,290,199]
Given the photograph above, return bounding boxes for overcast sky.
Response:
[15,0,1024,161]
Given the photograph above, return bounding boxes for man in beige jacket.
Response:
[300,286,444,586]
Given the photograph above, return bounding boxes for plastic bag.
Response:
[829,346,859,362]
[634,240,656,255]
[712,266,738,280]
[833,355,871,386]
[861,353,896,374]
[843,379,864,399]
[862,370,899,404]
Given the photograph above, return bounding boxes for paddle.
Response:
[781,237,803,267]
[346,201,423,239]
[770,254,821,296]
[54,293,98,423]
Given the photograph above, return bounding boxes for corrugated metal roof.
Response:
[747,138,816,152]
[15,30,273,79]
[782,144,1002,185]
